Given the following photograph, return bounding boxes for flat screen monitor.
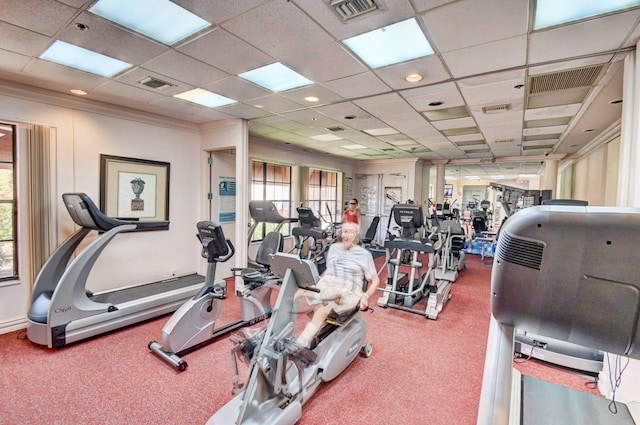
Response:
[444,184,453,198]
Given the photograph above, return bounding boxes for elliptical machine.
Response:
[148,221,280,371]
[207,252,372,425]
[377,203,453,319]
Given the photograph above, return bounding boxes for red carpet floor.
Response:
[0,254,599,425]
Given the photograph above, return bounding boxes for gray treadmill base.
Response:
[522,375,634,425]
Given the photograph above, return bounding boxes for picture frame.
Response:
[99,154,170,225]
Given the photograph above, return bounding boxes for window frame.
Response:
[307,168,339,227]
[250,160,292,242]
[0,123,18,282]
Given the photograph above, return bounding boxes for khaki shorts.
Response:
[316,275,363,314]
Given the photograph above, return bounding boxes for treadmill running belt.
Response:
[90,273,204,305]
[522,375,634,425]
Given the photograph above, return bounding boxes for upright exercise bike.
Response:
[149,221,280,371]
[207,252,372,425]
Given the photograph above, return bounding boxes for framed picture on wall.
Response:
[99,154,170,222]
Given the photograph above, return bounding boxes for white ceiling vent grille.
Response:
[138,76,175,90]
[330,0,380,21]
[482,104,510,114]
[528,64,605,95]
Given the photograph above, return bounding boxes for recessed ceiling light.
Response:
[173,88,236,108]
[305,96,319,102]
[239,62,312,92]
[75,23,89,31]
[39,40,131,77]
[405,74,423,83]
[343,18,434,68]
[89,0,210,45]
[341,144,368,150]
[364,127,399,136]
[311,134,343,142]
[534,0,640,29]
[70,89,88,95]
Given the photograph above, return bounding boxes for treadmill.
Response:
[27,193,204,348]
[477,205,640,425]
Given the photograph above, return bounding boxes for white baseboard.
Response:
[0,317,27,335]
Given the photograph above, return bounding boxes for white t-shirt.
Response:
[323,243,376,292]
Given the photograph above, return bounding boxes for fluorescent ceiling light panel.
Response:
[343,18,434,68]
[89,0,210,45]
[364,127,399,136]
[310,134,343,142]
[341,144,368,150]
[39,40,131,77]
[173,88,236,108]
[535,0,640,29]
[239,63,312,92]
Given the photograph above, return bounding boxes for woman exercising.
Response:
[296,221,379,348]
[343,198,362,226]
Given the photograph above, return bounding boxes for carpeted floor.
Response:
[0,254,600,425]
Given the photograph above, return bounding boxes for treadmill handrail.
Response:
[62,193,169,232]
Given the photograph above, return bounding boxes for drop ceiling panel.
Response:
[528,10,640,64]
[421,0,528,52]
[457,69,526,106]
[282,42,367,84]
[442,35,527,78]
[246,94,305,113]
[524,103,582,121]
[222,1,335,60]
[142,51,229,87]
[0,49,29,73]
[177,28,273,75]
[354,93,415,118]
[172,0,271,25]
[93,80,166,103]
[432,116,477,130]
[0,22,52,56]
[203,76,271,102]
[374,55,451,89]
[527,87,592,109]
[401,82,465,110]
[2,0,77,36]
[322,72,391,99]
[22,58,109,89]
[279,84,344,106]
[217,102,272,120]
[58,12,168,64]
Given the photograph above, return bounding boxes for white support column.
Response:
[617,45,640,208]
[600,44,640,404]
[435,162,446,206]
[543,159,558,196]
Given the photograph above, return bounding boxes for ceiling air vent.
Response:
[325,126,347,132]
[330,0,380,21]
[528,64,605,95]
[482,104,510,114]
[138,76,175,90]
[493,138,514,144]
